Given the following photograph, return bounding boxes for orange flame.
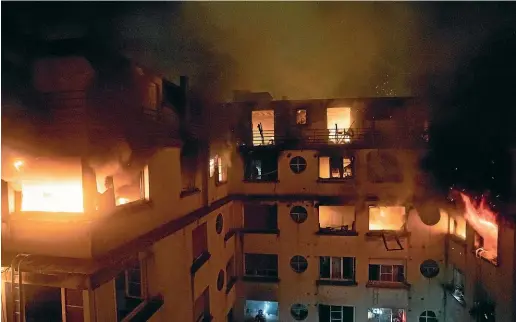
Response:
[460,192,498,261]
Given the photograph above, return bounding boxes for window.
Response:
[449,215,466,239]
[146,83,159,109]
[244,153,278,181]
[320,257,355,281]
[216,156,228,183]
[367,308,406,322]
[245,301,279,321]
[244,254,278,278]
[217,270,225,291]
[319,206,355,232]
[115,261,144,321]
[192,223,208,261]
[451,267,465,303]
[194,287,210,322]
[327,107,351,144]
[252,110,275,146]
[63,289,84,322]
[290,156,307,174]
[209,158,215,178]
[291,304,309,320]
[420,259,440,279]
[296,109,307,125]
[318,305,354,322]
[216,213,224,234]
[369,263,405,283]
[290,206,308,224]
[319,156,353,179]
[114,166,150,206]
[290,256,308,273]
[368,206,406,231]
[419,311,438,322]
[244,204,278,231]
[181,148,198,193]
[366,151,403,183]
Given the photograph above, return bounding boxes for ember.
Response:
[460,192,499,262]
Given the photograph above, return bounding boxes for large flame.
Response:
[369,206,406,231]
[21,180,84,212]
[460,192,498,261]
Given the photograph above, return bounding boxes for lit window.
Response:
[367,308,406,322]
[318,206,355,232]
[319,156,353,179]
[320,257,355,281]
[252,110,275,146]
[209,158,215,178]
[216,156,227,183]
[449,214,466,239]
[327,107,351,144]
[296,109,307,125]
[368,206,406,231]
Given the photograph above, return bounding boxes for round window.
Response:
[290,206,308,223]
[217,270,225,291]
[215,213,224,234]
[290,255,308,273]
[289,156,307,174]
[419,311,438,322]
[290,304,308,320]
[420,259,440,278]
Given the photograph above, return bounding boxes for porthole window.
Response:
[290,304,308,320]
[290,255,308,273]
[217,270,225,291]
[215,213,224,234]
[290,206,308,223]
[420,259,440,278]
[419,311,438,322]
[290,156,307,174]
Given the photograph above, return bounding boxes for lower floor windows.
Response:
[367,308,406,322]
[244,300,278,322]
[368,263,405,283]
[320,257,355,281]
[318,305,354,322]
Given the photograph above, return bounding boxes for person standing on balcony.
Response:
[257,123,265,145]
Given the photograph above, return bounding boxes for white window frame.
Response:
[125,260,147,300]
[320,256,355,281]
[330,305,353,322]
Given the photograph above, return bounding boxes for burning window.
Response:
[368,206,406,231]
[319,156,353,179]
[14,157,85,213]
[318,206,355,232]
[252,110,275,146]
[327,107,351,144]
[367,308,406,322]
[115,166,150,206]
[460,193,498,264]
[319,256,355,281]
[296,109,307,125]
[209,158,215,178]
[449,214,466,240]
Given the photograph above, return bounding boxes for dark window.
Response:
[216,214,224,234]
[320,257,355,280]
[290,206,308,223]
[369,264,405,283]
[296,109,307,125]
[194,287,210,322]
[181,146,199,193]
[419,311,438,322]
[244,254,278,277]
[290,156,307,174]
[318,305,354,322]
[217,270,225,291]
[244,153,278,181]
[366,151,403,183]
[290,256,308,273]
[291,304,309,320]
[420,259,440,279]
[115,261,144,321]
[192,223,208,261]
[244,204,278,230]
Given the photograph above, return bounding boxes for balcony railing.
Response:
[244,127,427,148]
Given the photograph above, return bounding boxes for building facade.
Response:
[2,52,516,322]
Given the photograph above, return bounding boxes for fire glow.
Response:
[460,193,499,262]
[21,180,84,213]
[369,206,406,231]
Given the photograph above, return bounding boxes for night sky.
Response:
[2,2,516,202]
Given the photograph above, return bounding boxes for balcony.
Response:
[240,127,427,150]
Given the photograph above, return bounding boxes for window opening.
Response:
[319,257,355,281]
[290,156,307,174]
[290,256,308,273]
[290,206,308,224]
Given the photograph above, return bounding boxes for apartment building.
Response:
[2,41,516,322]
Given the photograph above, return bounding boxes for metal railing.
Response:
[246,127,427,148]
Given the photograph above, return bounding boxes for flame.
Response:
[21,180,84,213]
[117,197,130,205]
[369,206,406,231]
[460,192,498,261]
[13,160,24,171]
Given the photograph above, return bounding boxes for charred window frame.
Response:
[180,144,199,194]
[318,155,354,180]
[243,151,279,182]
